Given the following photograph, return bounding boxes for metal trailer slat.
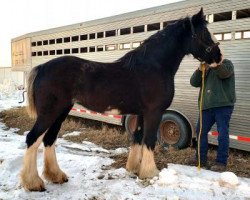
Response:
[69,104,123,126]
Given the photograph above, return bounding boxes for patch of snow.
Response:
[157,168,178,186]
[220,172,239,187]
[62,131,82,138]
[0,87,250,200]
[111,147,128,155]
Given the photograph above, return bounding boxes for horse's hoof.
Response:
[126,163,140,175]
[126,168,139,175]
[30,187,46,192]
[139,168,160,179]
[43,169,68,184]
[20,174,46,192]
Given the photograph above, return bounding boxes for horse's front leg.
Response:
[139,110,162,179]
[126,115,143,174]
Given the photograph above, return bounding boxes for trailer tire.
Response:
[159,112,191,149]
[125,115,138,137]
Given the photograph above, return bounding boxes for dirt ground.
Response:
[1,107,249,178]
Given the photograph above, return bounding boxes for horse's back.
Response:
[31,56,89,108]
[31,56,141,114]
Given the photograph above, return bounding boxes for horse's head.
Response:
[188,8,222,65]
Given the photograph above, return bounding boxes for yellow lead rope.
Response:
[198,63,206,171]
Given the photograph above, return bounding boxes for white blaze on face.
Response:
[104,106,121,115]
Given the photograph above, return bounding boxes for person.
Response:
[189,58,236,172]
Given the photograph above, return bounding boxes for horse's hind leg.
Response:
[42,105,72,184]
[139,110,162,179]
[126,115,143,174]
[20,118,53,191]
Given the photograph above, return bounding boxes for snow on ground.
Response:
[0,90,250,200]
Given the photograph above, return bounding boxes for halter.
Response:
[189,18,220,53]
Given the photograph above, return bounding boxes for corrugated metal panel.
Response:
[28,0,250,66]
[12,0,228,41]
[171,36,250,151]
[209,18,250,33]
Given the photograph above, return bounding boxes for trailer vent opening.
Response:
[163,20,176,27]
[235,30,250,39]
[80,34,88,40]
[72,48,79,54]
[214,11,232,22]
[133,25,144,33]
[89,33,96,40]
[243,31,250,38]
[49,50,55,55]
[237,8,250,19]
[97,32,104,38]
[120,43,130,50]
[64,49,70,54]
[147,23,160,31]
[43,40,48,45]
[97,46,104,52]
[89,46,95,52]
[106,30,116,37]
[80,47,88,53]
[64,37,70,43]
[56,49,63,55]
[37,41,42,46]
[105,44,116,51]
[120,28,131,35]
[49,39,55,45]
[72,36,79,42]
[56,38,62,43]
[132,42,141,49]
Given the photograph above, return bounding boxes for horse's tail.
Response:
[26,66,39,119]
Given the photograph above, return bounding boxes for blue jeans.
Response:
[196,106,234,165]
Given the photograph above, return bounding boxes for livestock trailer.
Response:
[11,0,250,151]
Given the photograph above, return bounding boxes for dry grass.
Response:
[0,107,105,136]
[64,125,129,149]
[111,145,250,178]
[0,107,35,134]
[0,107,249,178]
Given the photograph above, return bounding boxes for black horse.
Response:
[20,8,222,191]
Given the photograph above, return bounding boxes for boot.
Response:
[210,163,227,172]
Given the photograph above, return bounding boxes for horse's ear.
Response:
[192,8,205,25]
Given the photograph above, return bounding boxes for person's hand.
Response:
[198,63,209,71]
[210,63,219,68]
[210,54,224,68]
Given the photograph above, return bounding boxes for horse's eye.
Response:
[206,47,212,53]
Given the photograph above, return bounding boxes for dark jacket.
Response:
[190,59,236,110]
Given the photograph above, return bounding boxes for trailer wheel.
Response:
[159,112,191,149]
[125,115,138,136]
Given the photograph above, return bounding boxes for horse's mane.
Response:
[117,17,189,70]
